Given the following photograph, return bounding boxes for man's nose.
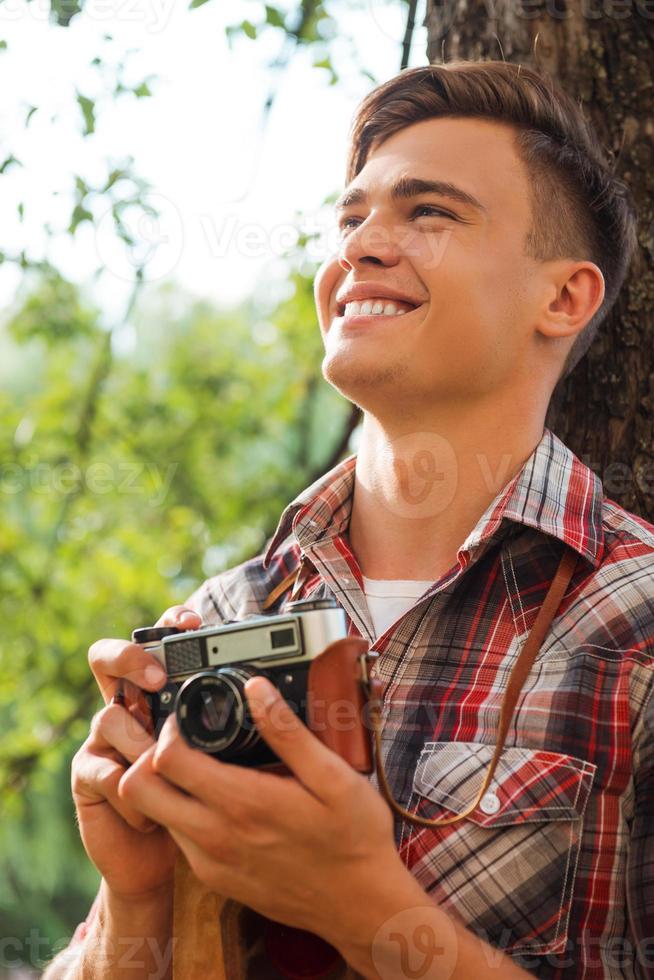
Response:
[338,216,401,272]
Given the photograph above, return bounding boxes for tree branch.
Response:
[401,0,419,69]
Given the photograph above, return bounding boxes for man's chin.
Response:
[321,353,410,408]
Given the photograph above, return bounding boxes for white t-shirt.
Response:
[362,575,433,639]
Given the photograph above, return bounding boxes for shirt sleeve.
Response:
[183,578,225,625]
[627,681,654,978]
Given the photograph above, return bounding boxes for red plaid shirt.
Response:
[187,429,654,979]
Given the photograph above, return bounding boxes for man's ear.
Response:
[536,259,605,341]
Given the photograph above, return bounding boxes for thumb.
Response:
[245,676,346,799]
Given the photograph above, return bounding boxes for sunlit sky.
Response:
[0,0,428,326]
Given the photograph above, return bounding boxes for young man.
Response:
[47,61,653,979]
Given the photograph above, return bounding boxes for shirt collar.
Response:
[462,429,604,567]
[263,429,605,570]
[262,454,357,567]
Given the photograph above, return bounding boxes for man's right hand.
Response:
[71,606,202,901]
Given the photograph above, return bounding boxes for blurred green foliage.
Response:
[0,266,353,967]
[0,0,411,968]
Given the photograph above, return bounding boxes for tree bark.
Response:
[425,0,654,520]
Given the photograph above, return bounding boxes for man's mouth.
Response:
[337,298,418,318]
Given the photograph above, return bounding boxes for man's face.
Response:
[314,116,546,415]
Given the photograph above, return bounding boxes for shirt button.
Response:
[479,792,501,815]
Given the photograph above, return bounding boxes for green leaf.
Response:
[0,155,21,175]
[133,82,152,98]
[189,0,211,7]
[25,105,38,126]
[264,5,285,28]
[104,168,126,191]
[241,19,257,39]
[224,24,239,48]
[0,40,7,52]
[17,203,24,222]
[312,56,338,85]
[76,93,95,136]
[50,0,82,27]
[68,204,93,234]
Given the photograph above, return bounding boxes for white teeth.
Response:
[342,298,413,318]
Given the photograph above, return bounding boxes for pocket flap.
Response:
[413,742,596,827]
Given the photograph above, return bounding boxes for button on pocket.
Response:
[400,742,596,955]
[479,791,501,815]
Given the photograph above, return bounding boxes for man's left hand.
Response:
[118,676,414,957]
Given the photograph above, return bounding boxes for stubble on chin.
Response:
[321,350,410,404]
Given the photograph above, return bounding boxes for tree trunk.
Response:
[425,0,654,520]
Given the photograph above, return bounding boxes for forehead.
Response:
[351,116,531,222]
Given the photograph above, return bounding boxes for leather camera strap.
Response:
[262,565,300,611]
[370,546,578,828]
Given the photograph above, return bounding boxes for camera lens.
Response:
[175,666,261,759]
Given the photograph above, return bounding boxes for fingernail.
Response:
[246,676,279,709]
[144,665,166,687]
[179,611,198,625]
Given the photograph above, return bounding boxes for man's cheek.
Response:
[314,255,344,320]
[399,229,453,271]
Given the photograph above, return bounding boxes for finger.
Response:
[118,744,210,838]
[90,703,155,762]
[244,677,355,803]
[72,745,158,833]
[154,606,202,630]
[151,715,306,818]
[88,638,167,704]
[167,825,246,897]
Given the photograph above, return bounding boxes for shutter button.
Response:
[479,792,501,815]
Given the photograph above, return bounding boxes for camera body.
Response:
[127,598,376,772]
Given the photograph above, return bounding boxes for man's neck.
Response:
[347,403,546,582]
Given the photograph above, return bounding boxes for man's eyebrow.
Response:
[334,176,487,214]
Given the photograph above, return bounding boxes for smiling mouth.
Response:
[336,298,419,318]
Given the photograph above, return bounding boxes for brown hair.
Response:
[346,60,639,376]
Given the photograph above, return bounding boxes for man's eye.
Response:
[412,205,456,220]
[338,216,361,235]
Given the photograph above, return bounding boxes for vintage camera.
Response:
[124,598,377,772]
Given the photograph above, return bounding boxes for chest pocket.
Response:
[399,741,596,955]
